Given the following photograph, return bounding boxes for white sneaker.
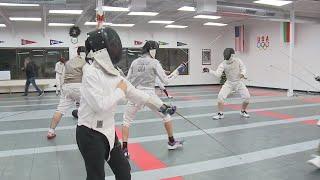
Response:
[213,112,224,120]
[317,120,320,127]
[168,140,184,150]
[307,156,320,168]
[240,111,250,118]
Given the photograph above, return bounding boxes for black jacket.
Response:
[26,62,37,78]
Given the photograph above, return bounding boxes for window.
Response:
[116,48,189,76]
[0,48,69,80]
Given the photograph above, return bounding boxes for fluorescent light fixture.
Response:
[49,10,83,15]
[254,0,292,6]
[17,52,30,55]
[148,20,174,24]
[101,6,129,12]
[32,50,43,52]
[48,23,75,27]
[194,15,221,20]
[0,24,6,27]
[110,24,135,27]
[165,25,188,28]
[84,21,112,26]
[178,6,196,11]
[9,17,41,21]
[204,22,227,26]
[33,55,44,57]
[0,3,39,7]
[128,12,158,16]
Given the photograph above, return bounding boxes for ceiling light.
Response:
[254,0,292,6]
[101,6,129,12]
[0,3,39,7]
[84,22,112,26]
[194,15,221,20]
[0,24,6,27]
[110,24,135,27]
[178,6,196,11]
[128,12,158,16]
[148,20,174,24]
[165,25,188,28]
[9,17,41,21]
[49,10,83,15]
[204,22,227,26]
[48,23,75,27]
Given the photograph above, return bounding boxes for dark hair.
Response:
[77,46,86,55]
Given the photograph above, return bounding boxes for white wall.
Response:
[0,23,225,93]
[219,21,320,92]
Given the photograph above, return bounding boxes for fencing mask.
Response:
[85,27,122,76]
[223,48,235,61]
[142,41,159,59]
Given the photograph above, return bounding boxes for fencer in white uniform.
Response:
[76,27,177,180]
[54,58,65,96]
[203,48,250,120]
[121,40,187,158]
[47,47,86,139]
[306,76,320,169]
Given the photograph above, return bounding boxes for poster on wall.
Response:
[50,39,63,45]
[21,39,36,45]
[202,49,211,65]
[256,35,270,50]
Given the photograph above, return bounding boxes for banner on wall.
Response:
[235,25,244,52]
[282,22,290,43]
[256,35,270,50]
[158,41,168,45]
[21,39,36,45]
[0,40,4,44]
[50,39,63,45]
[134,40,143,45]
[177,42,187,46]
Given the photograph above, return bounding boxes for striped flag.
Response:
[235,25,244,52]
[282,22,290,43]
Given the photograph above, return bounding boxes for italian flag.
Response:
[282,22,290,43]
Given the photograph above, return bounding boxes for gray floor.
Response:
[0,85,319,180]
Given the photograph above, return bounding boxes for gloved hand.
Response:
[315,76,320,82]
[177,62,187,74]
[203,67,210,73]
[159,104,176,115]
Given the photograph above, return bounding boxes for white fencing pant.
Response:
[218,81,250,104]
[55,74,63,93]
[123,88,171,127]
[56,83,81,115]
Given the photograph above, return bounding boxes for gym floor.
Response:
[0,85,319,180]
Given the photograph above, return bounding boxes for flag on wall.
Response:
[158,41,169,45]
[50,39,63,45]
[134,40,143,45]
[282,22,290,43]
[177,42,187,46]
[235,25,244,52]
[0,40,4,44]
[21,39,36,45]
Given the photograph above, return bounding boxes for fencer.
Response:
[306,76,320,169]
[54,57,65,96]
[121,40,187,158]
[203,48,250,120]
[76,28,177,180]
[47,47,86,139]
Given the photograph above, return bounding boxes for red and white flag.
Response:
[235,25,244,52]
[21,39,36,45]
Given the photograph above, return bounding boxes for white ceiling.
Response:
[0,0,319,29]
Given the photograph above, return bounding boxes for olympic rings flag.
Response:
[256,35,270,50]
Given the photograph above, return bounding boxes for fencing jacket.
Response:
[209,57,247,83]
